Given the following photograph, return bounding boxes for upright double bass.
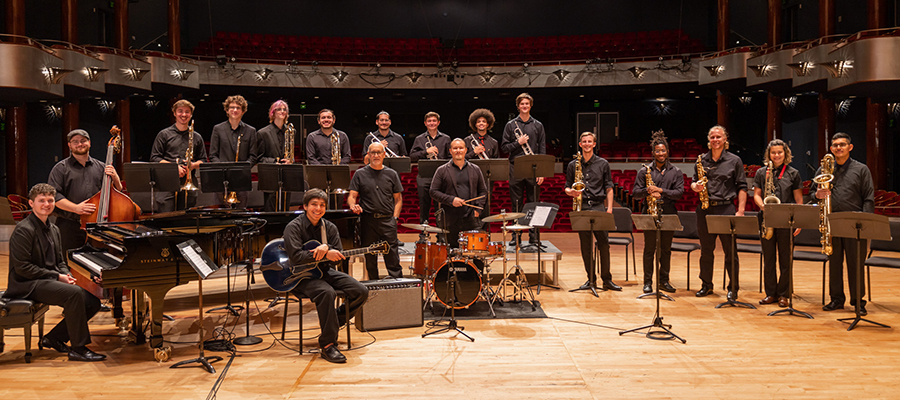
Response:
[81,126,142,227]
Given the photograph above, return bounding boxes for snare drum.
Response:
[487,241,505,256]
[413,241,448,276]
[432,259,483,309]
[459,230,489,256]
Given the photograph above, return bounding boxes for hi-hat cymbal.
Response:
[400,223,448,234]
[482,212,526,223]
[502,224,532,231]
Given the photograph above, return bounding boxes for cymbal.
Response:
[481,212,525,223]
[400,223,448,234]
[502,224,532,231]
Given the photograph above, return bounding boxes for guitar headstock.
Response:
[369,241,390,255]
[109,125,121,153]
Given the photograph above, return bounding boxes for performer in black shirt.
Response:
[7,184,105,362]
[48,129,122,252]
[465,108,500,160]
[283,188,368,364]
[632,131,684,294]
[690,125,748,298]
[501,93,546,245]
[257,100,294,211]
[810,132,875,315]
[565,132,621,291]
[209,95,258,208]
[362,111,408,159]
[754,139,803,307]
[306,109,351,165]
[430,138,488,248]
[149,100,207,212]
[348,142,404,279]
[410,112,451,227]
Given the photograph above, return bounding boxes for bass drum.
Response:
[432,259,483,309]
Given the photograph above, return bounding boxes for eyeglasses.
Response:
[228,106,243,111]
[369,150,385,155]
[831,142,850,148]
[274,108,287,112]
[69,139,89,144]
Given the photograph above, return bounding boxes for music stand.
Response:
[569,210,614,297]
[763,204,818,319]
[198,162,253,205]
[171,240,222,374]
[705,215,759,309]
[514,155,555,251]
[383,157,411,174]
[123,162,180,214]
[471,158,509,227]
[257,163,306,212]
[519,202,559,293]
[829,212,892,331]
[305,165,351,209]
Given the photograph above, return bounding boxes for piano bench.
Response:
[0,291,50,363]
[279,290,351,355]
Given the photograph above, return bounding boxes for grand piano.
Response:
[67,209,358,348]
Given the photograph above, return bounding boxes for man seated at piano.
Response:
[6,183,106,362]
[284,188,368,364]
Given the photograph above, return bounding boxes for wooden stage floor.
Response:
[2,232,899,399]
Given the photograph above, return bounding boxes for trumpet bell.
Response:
[225,191,240,204]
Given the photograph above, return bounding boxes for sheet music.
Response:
[181,244,214,278]
[531,206,552,227]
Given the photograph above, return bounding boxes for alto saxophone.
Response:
[761,160,781,240]
[181,120,199,192]
[572,151,585,211]
[814,154,835,255]
[696,154,709,210]
[644,164,659,218]
[224,134,242,205]
[284,122,295,162]
[330,132,340,165]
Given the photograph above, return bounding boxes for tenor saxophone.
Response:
[814,154,835,255]
[330,132,340,165]
[572,151,585,211]
[761,160,781,240]
[696,154,709,210]
[645,164,659,218]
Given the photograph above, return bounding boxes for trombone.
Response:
[224,134,243,205]
[368,132,399,157]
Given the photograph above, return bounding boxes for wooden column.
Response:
[819,0,835,36]
[6,0,26,38]
[116,99,131,170]
[114,0,129,50]
[717,90,730,132]
[6,107,28,196]
[61,0,78,42]
[766,94,781,142]
[168,0,181,55]
[767,0,782,46]
[817,94,835,161]
[62,102,79,156]
[717,0,730,51]
[866,100,887,189]
[868,0,887,29]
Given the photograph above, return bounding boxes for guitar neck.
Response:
[341,247,372,258]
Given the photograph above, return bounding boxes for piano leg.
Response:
[132,285,177,348]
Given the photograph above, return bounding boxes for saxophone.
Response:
[814,154,835,255]
[181,120,199,192]
[761,160,781,240]
[696,154,709,210]
[644,164,659,218]
[283,122,295,162]
[572,151,585,211]
[330,132,340,165]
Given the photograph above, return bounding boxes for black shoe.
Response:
[602,281,622,291]
[575,280,593,290]
[68,347,106,362]
[41,337,68,353]
[695,287,713,297]
[727,291,736,301]
[320,344,347,364]
[822,300,844,311]
[660,282,677,293]
[859,304,868,316]
[643,283,652,294]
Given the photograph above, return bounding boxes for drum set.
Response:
[402,210,537,317]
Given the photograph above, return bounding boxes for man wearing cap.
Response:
[48,129,123,252]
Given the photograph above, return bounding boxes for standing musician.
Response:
[209,95,259,207]
[465,108,500,160]
[283,188,368,364]
[48,129,123,252]
[7,184,105,362]
[754,139,803,307]
[810,132,874,315]
[347,142,404,279]
[430,138,488,248]
[257,100,295,211]
[362,111,408,159]
[690,125,748,299]
[501,93,546,246]
[632,131,684,294]
[565,132,621,291]
[409,111,451,227]
[150,99,207,212]
[306,109,351,165]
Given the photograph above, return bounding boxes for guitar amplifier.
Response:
[355,278,424,331]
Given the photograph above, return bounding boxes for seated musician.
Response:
[284,189,368,364]
[430,138,488,248]
[6,183,105,362]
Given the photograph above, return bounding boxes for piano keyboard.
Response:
[71,251,123,275]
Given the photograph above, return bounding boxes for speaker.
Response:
[356,278,424,331]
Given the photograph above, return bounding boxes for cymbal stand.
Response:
[422,267,474,341]
[170,278,222,373]
[493,230,536,310]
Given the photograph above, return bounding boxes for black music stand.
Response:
[514,155,555,251]
[471,159,509,225]
[569,210,615,297]
[171,240,222,374]
[123,162,180,214]
[305,165,351,209]
[621,214,686,343]
[763,204,818,319]
[198,162,253,207]
[829,212,892,331]
[257,163,306,212]
[383,157,411,174]
[519,202,559,293]
[706,215,759,309]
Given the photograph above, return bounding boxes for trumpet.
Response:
[572,151,585,211]
[225,134,243,205]
[814,154,835,255]
[513,122,534,156]
[425,135,438,160]
[471,136,488,160]
[283,122,295,162]
[761,160,780,240]
[368,132,399,158]
[331,131,340,165]
[181,120,199,192]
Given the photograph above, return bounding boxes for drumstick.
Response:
[463,195,485,204]
[462,203,483,210]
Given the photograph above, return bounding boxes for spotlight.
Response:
[98,100,116,114]
[124,67,150,81]
[786,61,813,77]
[627,66,647,79]
[42,67,73,84]
[44,104,62,121]
[171,69,194,81]
[747,64,773,77]
[83,66,109,82]
[478,70,496,83]
[408,72,423,83]
[254,68,274,81]
[333,70,349,82]
[782,96,797,109]
[820,60,850,78]
[552,69,569,81]
[703,65,725,76]
[739,96,752,105]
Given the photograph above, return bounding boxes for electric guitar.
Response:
[259,238,389,292]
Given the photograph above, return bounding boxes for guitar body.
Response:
[259,238,389,292]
